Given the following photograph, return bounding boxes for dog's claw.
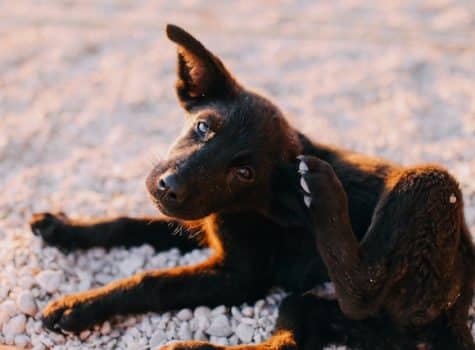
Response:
[300,177,311,194]
[304,195,312,208]
[298,161,309,174]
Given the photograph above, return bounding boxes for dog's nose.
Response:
[157,173,186,203]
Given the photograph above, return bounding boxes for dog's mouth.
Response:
[147,186,188,219]
[146,166,207,220]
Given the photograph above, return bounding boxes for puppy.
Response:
[31,24,475,349]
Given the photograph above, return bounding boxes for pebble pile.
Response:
[0,238,290,349]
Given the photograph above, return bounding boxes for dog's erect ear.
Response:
[166,24,240,111]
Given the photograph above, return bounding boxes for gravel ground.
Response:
[1,1,475,349]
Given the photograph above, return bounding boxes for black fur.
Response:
[30,24,475,349]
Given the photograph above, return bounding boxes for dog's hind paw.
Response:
[29,212,70,247]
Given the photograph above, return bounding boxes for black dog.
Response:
[30,24,475,349]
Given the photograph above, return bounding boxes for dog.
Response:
[30,24,475,349]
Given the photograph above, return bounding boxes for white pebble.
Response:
[240,317,256,326]
[35,270,63,293]
[193,330,207,341]
[118,255,144,275]
[101,321,112,335]
[211,336,228,346]
[253,333,264,343]
[211,305,226,315]
[0,312,9,328]
[0,300,18,317]
[231,307,242,321]
[235,323,254,343]
[194,315,210,330]
[79,330,91,340]
[3,314,26,337]
[241,306,254,317]
[150,329,167,348]
[178,322,192,340]
[176,308,193,321]
[15,334,30,347]
[194,306,211,318]
[206,315,233,337]
[0,285,10,301]
[229,334,239,346]
[19,275,35,289]
[16,290,37,316]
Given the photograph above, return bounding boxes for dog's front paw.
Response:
[159,341,222,350]
[42,294,98,333]
[297,155,348,218]
[30,212,70,247]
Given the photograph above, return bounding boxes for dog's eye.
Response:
[196,121,210,138]
[235,166,254,182]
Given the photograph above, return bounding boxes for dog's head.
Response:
[146,25,302,221]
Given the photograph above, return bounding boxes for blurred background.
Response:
[0,1,474,348]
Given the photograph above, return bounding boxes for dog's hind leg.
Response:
[29,213,203,252]
[298,155,475,347]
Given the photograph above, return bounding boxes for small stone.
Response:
[235,323,254,343]
[231,307,241,321]
[176,308,193,321]
[33,320,42,333]
[35,270,63,293]
[19,275,35,289]
[193,330,207,341]
[211,305,226,315]
[150,329,167,347]
[123,316,137,327]
[211,336,228,346]
[240,317,256,326]
[206,315,233,337]
[0,300,18,317]
[32,344,46,350]
[16,290,37,316]
[95,273,113,285]
[15,334,30,347]
[229,335,239,346]
[253,333,264,343]
[0,312,9,328]
[50,332,65,344]
[194,306,211,318]
[255,300,265,309]
[178,322,192,340]
[79,330,91,340]
[3,314,26,337]
[118,255,144,275]
[241,306,254,317]
[101,321,111,335]
[194,315,210,331]
[0,285,10,301]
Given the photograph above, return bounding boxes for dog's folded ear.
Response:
[166,24,240,111]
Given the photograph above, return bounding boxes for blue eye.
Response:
[196,121,209,137]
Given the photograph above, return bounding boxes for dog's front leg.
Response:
[30,213,202,252]
[42,254,266,333]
